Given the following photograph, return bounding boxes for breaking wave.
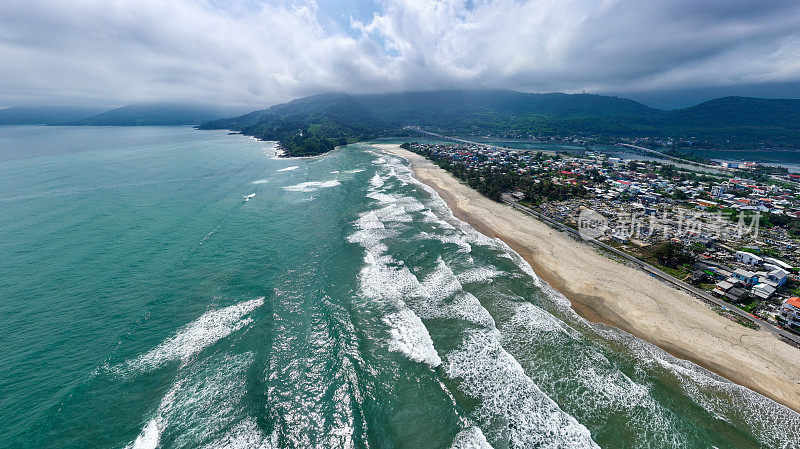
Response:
[283,180,341,192]
[277,166,300,172]
[125,352,257,449]
[105,298,263,376]
[350,158,598,447]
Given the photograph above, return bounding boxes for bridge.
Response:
[403,126,539,153]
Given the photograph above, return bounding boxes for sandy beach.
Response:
[376,143,800,413]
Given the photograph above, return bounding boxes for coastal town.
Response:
[405,141,800,335]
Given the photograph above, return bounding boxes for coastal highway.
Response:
[403,126,545,153]
[501,193,800,346]
[617,143,725,173]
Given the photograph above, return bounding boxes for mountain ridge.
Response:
[200,89,800,156]
[68,103,243,126]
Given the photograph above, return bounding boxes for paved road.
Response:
[403,126,548,153]
[501,193,800,345]
[617,143,726,174]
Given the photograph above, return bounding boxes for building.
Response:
[710,185,725,197]
[779,297,800,330]
[735,251,763,266]
[752,283,776,300]
[733,268,759,285]
[766,268,789,287]
[696,199,719,209]
[712,277,740,297]
[763,257,794,272]
[724,287,750,302]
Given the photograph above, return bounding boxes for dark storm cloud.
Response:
[0,0,799,108]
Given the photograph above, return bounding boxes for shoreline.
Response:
[375,143,800,413]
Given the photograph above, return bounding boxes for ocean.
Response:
[1,126,798,449]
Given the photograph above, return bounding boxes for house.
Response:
[710,185,725,197]
[767,268,789,287]
[779,297,800,329]
[733,268,759,285]
[712,277,740,297]
[735,251,763,266]
[724,287,750,302]
[752,283,776,300]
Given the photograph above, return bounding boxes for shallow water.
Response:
[1,126,798,448]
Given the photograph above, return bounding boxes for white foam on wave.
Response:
[109,298,263,376]
[127,416,161,449]
[413,257,495,328]
[369,172,384,189]
[450,426,494,449]
[456,266,505,285]
[354,244,439,367]
[367,154,598,447]
[383,309,442,367]
[348,171,441,368]
[251,179,270,184]
[277,165,300,172]
[283,180,341,192]
[499,301,690,446]
[422,257,464,299]
[126,352,256,449]
[446,328,599,448]
[614,330,800,448]
[201,418,278,449]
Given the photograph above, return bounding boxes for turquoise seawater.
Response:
[2,126,799,449]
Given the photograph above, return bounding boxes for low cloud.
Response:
[1,0,799,107]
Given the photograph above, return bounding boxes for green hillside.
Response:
[0,106,105,125]
[201,93,381,156]
[200,90,800,156]
[70,103,240,126]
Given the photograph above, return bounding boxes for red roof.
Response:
[787,297,800,308]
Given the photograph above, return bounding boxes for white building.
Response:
[752,283,776,300]
[763,257,793,272]
[735,251,763,266]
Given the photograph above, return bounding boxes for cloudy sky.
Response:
[2,0,800,109]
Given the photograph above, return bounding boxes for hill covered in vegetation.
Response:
[69,103,240,126]
[201,93,381,156]
[0,106,105,125]
[200,90,800,156]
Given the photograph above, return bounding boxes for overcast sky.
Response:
[2,0,799,109]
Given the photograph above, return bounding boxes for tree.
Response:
[653,242,695,268]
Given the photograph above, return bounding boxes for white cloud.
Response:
[1,0,799,107]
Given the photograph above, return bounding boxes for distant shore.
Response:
[375,143,800,413]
